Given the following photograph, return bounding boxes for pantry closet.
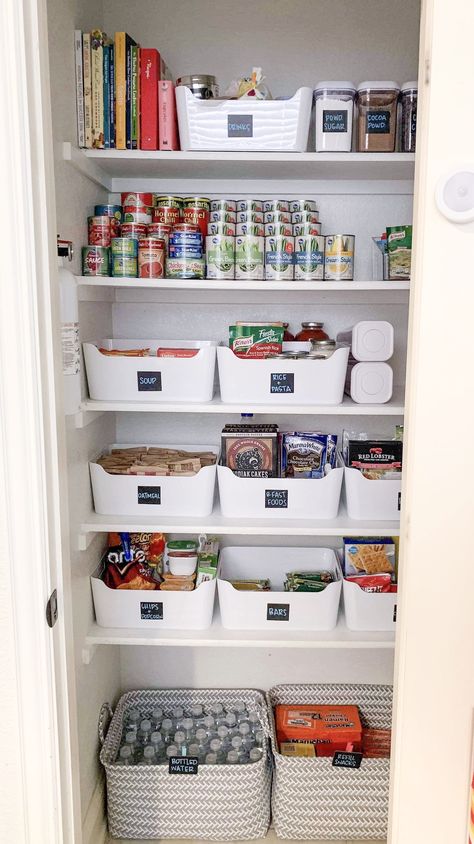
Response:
[2,0,474,843]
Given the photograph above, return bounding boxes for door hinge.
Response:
[46,589,58,628]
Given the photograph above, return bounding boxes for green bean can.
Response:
[112,254,138,277]
[235,235,264,280]
[294,235,325,280]
[205,235,235,279]
[264,235,295,280]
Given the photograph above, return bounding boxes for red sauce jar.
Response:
[294,321,329,342]
[282,322,294,341]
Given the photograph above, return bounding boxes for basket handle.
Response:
[98,702,114,746]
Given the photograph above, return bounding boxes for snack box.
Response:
[275,704,362,757]
[343,537,396,577]
[386,225,412,280]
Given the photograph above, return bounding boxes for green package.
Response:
[386,225,412,280]
[195,537,219,587]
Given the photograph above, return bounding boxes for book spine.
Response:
[91,32,104,148]
[139,48,158,150]
[131,45,139,150]
[74,30,85,148]
[158,81,179,151]
[125,39,132,149]
[115,32,126,149]
[103,44,110,149]
[83,33,92,148]
[109,44,115,148]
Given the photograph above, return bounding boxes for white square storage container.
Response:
[218,546,341,631]
[217,345,349,405]
[83,340,217,403]
[90,444,218,517]
[91,564,217,630]
[176,86,313,152]
[344,466,402,520]
[217,463,343,520]
[343,578,397,632]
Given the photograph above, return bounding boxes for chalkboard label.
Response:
[228,115,253,137]
[398,492,401,511]
[367,110,390,134]
[169,756,199,775]
[137,485,161,505]
[140,601,163,620]
[332,751,363,769]
[323,109,348,133]
[270,373,295,394]
[137,371,162,392]
[393,604,397,623]
[265,489,288,509]
[267,603,290,621]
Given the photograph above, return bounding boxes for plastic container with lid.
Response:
[294,322,329,342]
[357,82,400,152]
[337,321,394,362]
[400,81,418,153]
[345,361,393,404]
[314,81,356,152]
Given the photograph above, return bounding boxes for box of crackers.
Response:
[343,537,395,577]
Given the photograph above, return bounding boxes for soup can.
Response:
[235,235,264,280]
[208,221,236,236]
[111,237,138,258]
[236,211,263,224]
[210,210,237,223]
[172,223,200,233]
[123,206,152,225]
[264,211,291,224]
[121,192,153,209]
[166,257,206,279]
[210,199,237,212]
[294,235,325,280]
[293,222,322,236]
[148,223,172,239]
[183,196,211,210]
[82,246,110,276]
[121,223,148,240]
[94,204,123,222]
[182,206,210,238]
[112,255,138,277]
[138,237,165,278]
[265,222,292,237]
[236,222,265,237]
[153,195,183,209]
[152,206,182,226]
[87,216,116,247]
[264,235,295,280]
[169,246,203,259]
[324,234,355,280]
[236,199,263,213]
[292,210,320,224]
[289,199,318,213]
[263,199,290,213]
[169,232,203,247]
[206,235,235,279]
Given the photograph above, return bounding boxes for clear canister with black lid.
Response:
[357,82,400,152]
[400,82,418,152]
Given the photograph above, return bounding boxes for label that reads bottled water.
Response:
[169,755,199,774]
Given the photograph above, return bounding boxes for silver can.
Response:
[264,211,291,224]
[294,235,325,280]
[289,199,318,213]
[293,222,322,236]
[235,235,264,280]
[236,222,265,237]
[291,210,320,224]
[236,199,263,213]
[263,199,290,212]
[175,74,218,99]
[265,222,293,237]
[264,235,295,280]
[205,235,235,279]
[210,199,237,212]
[236,211,263,224]
[209,210,236,223]
[324,234,355,281]
[207,221,236,236]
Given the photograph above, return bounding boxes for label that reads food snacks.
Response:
[140,601,163,620]
[265,489,288,509]
[168,756,199,775]
[137,486,161,505]
[267,603,290,621]
[270,373,295,394]
[228,115,253,137]
[367,110,390,134]
[323,109,348,132]
[332,751,363,769]
[137,371,162,391]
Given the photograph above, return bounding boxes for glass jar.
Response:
[400,82,418,152]
[282,322,294,341]
[357,82,400,152]
[314,81,356,152]
[309,338,337,358]
[295,322,329,342]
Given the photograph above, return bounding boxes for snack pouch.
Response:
[345,573,392,592]
[102,532,166,589]
[280,433,328,478]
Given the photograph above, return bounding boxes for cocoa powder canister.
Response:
[357,81,400,152]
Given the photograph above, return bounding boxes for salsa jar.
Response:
[400,81,418,152]
[357,81,399,152]
[295,322,329,342]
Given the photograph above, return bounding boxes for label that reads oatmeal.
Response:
[367,110,390,134]
[323,109,348,133]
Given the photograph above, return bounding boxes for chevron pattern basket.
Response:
[99,688,271,840]
[268,684,392,840]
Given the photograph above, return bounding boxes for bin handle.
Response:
[98,702,114,746]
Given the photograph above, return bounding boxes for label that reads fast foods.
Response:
[265,489,288,508]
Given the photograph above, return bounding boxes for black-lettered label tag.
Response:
[137,371,162,391]
[267,603,290,621]
[270,373,295,394]
[137,485,161,505]
[169,756,199,774]
[323,109,348,132]
[367,110,390,133]
[332,751,363,769]
[393,604,397,623]
[265,489,288,509]
[140,601,163,620]
[228,115,253,137]
[398,492,401,511]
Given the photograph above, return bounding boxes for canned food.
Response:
[265,222,292,237]
[153,195,184,209]
[210,210,237,223]
[152,206,182,226]
[264,236,295,280]
[169,246,203,258]
[94,204,123,222]
[87,216,117,247]
[207,222,236,236]
[294,235,325,280]
[172,223,200,233]
[293,222,322,236]
[291,211,320,224]
[236,199,263,213]
[236,211,263,224]
[182,206,210,238]
[111,237,138,257]
[289,199,318,213]
[183,196,211,210]
[138,237,165,278]
[210,199,237,213]
[169,232,203,244]
[121,223,148,240]
[263,199,290,213]
[123,206,152,225]
[166,257,206,279]
[82,246,110,276]
[236,223,265,237]
[175,75,218,99]
[148,223,172,245]
[112,255,138,277]
[235,235,264,280]
[324,234,355,280]
[264,211,291,224]
[205,235,235,279]
[121,192,153,209]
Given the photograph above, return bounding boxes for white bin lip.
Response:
[344,465,402,485]
[91,442,219,477]
[179,86,312,108]
[91,563,218,596]
[218,549,342,594]
[86,338,217,354]
[217,454,344,483]
[217,344,349,367]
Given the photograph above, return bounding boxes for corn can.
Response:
[324,234,355,280]
[294,235,325,280]
[235,235,264,280]
[205,235,235,279]
[138,237,165,278]
[82,246,110,276]
[264,236,295,280]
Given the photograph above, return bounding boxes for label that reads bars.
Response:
[332,751,363,769]
[140,601,163,620]
[137,486,161,505]
[267,603,290,621]
[137,371,162,391]
[169,755,199,774]
[270,373,295,394]
[228,115,253,137]
[265,489,288,509]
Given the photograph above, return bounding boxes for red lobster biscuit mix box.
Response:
[276,704,362,757]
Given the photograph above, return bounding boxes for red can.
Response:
[120,192,153,209]
[183,206,210,239]
[152,206,182,226]
[123,206,152,225]
[121,223,148,240]
[138,237,165,278]
[88,215,119,247]
[148,223,172,246]
[172,223,200,233]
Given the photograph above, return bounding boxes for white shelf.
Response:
[110,830,386,844]
[76,275,409,292]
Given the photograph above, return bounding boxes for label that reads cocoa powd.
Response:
[367,110,390,133]
[323,109,348,132]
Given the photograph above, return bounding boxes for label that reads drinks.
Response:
[137,371,162,391]
[323,109,348,132]
[137,486,161,505]
[228,115,253,137]
[169,755,199,775]
[332,751,363,769]
[267,603,290,621]
[265,489,288,509]
[140,601,163,620]
[367,110,390,134]
[270,373,295,394]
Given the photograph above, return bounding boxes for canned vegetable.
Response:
[82,246,110,276]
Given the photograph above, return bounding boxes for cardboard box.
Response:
[275,704,362,757]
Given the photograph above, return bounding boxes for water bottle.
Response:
[164,744,179,764]
[239,722,255,751]
[188,742,206,763]
[211,703,226,727]
[235,702,248,725]
[151,706,164,730]
[209,738,225,763]
[174,731,187,755]
[172,706,185,729]
[126,707,141,733]
[224,713,239,738]
[248,711,261,731]
[138,719,152,746]
[226,750,240,765]
[151,731,165,761]
[188,704,204,721]
[141,745,156,766]
[205,752,218,764]
[161,718,174,745]
[117,745,133,766]
[182,718,194,741]
[231,735,248,762]
[203,715,216,739]
[217,725,231,751]
[249,747,263,763]
[254,729,265,748]
[124,731,138,762]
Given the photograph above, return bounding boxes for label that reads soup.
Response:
[137,371,162,391]
[367,110,390,134]
[323,109,348,132]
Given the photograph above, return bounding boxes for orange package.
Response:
[275,704,362,757]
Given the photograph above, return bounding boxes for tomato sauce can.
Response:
[153,195,184,209]
[112,255,138,277]
[121,192,153,209]
[94,204,123,222]
[183,196,211,210]
[121,223,148,240]
[152,206,182,226]
[88,215,118,247]
[82,246,110,276]
[111,237,138,258]
[123,206,152,225]
[182,207,209,239]
[138,237,165,278]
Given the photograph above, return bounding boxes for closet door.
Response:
[390,0,474,841]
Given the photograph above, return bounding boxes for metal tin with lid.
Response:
[176,74,218,99]
[309,338,337,358]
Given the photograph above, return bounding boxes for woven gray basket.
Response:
[268,683,392,840]
[99,688,271,840]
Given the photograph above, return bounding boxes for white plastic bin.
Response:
[217,463,343,520]
[344,466,401,520]
[345,361,393,404]
[91,564,217,630]
[176,86,313,152]
[218,546,341,631]
[337,321,394,361]
[343,578,397,632]
[90,444,218,517]
[217,345,349,405]
[83,340,217,403]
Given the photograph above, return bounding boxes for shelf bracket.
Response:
[74,408,106,429]
[78,530,96,552]
[61,142,113,191]
[82,641,99,665]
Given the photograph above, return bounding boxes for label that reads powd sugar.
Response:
[367,110,390,133]
[323,109,348,132]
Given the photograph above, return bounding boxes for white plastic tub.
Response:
[343,578,397,631]
[345,361,393,404]
[91,564,217,630]
[176,86,313,152]
[337,321,394,361]
[344,466,401,520]
[83,340,217,403]
[218,546,341,631]
[217,463,343,520]
[90,444,218,517]
[217,345,349,405]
